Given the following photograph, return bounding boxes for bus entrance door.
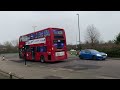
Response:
[31,47,35,60]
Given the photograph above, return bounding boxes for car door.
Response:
[84,50,91,59]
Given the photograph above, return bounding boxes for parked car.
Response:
[79,49,107,60]
[70,49,76,55]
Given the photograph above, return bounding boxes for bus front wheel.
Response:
[40,56,45,63]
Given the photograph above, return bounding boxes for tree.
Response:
[107,40,114,44]
[11,40,18,47]
[99,40,105,44]
[3,41,13,53]
[85,24,100,47]
[3,40,19,53]
[11,40,19,52]
[114,33,120,44]
[4,41,12,48]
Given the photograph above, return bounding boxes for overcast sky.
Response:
[0,11,120,44]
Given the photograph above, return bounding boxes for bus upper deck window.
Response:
[34,33,38,39]
[44,30,50,37]
[30,33,35,40]
[38,31,44,38]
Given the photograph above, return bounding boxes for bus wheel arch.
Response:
[40,55,45,63]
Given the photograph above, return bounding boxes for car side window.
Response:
[80,50,84,53]
[85,50,91,54]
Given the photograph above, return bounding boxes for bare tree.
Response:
[85,24,100,47]
[4,41,12,47]
[107,40,114,44]
[99,40,105,44]
[11,40,18,47]
[3,41,13,52]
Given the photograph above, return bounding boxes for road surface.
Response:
[0,53,120,79]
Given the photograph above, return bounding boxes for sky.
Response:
[0,11,120,45]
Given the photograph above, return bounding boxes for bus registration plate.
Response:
[55,51,65,56]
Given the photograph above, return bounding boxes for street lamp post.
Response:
[32,26,37,32]
[76,14,81,50]
[76,35,78,49]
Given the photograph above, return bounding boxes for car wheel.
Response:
[92,56,96,60]
[40,56,45,63]
[79,55,83,59]
[102,58,106,60]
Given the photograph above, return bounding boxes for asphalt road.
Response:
[0,53,120,79]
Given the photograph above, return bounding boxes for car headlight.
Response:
[106,54,107,56]
[96,54,102,56]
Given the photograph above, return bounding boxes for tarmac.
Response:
[0,54,120,79]
[0,56,100,79]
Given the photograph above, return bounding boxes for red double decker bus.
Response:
[19,28,67,62]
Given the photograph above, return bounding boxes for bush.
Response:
[96,46,120,58]
[71,43,120,58]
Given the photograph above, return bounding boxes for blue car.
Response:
[79,49,107,60]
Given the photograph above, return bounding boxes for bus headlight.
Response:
[52,47,54,50]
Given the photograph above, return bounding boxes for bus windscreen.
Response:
[53,30,63,35]
[53,40,65,49]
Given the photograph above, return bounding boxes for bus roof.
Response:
[19,27,64,37]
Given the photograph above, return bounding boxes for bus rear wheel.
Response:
[40,56,45,63]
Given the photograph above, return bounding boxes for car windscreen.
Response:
[90,50,99,53]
